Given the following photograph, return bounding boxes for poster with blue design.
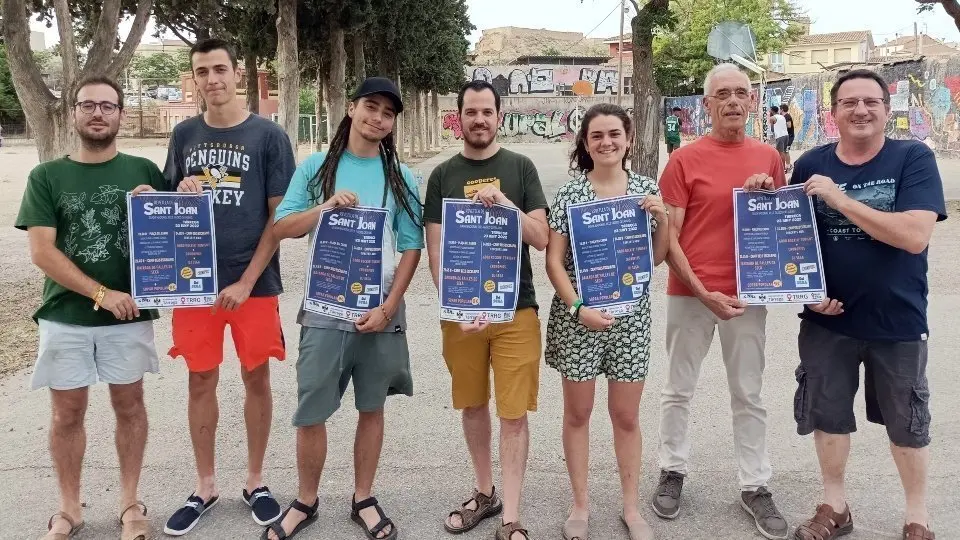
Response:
[733,185,826,304]
[127,192,218,308]
[439,199,521,323]
[568,195,653,316]
[304,206,388,322]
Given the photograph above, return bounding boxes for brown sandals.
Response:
[443,487,503,534]
[496,521,530,540]
[41,513,84,540]
[119,501,151,540]
[794,504,853,540]
[903,523,936,539]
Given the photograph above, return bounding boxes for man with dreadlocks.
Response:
[267,77,423,540]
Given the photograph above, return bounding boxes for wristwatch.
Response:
[568,299,583,318]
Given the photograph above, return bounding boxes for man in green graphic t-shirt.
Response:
[665,106,683,155]
[15,75,164,540]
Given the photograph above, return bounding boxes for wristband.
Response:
[568,299,583,318]
[92,285,106,311]
[380,305,392,322]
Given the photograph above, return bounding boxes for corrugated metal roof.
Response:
[794,31,872,46]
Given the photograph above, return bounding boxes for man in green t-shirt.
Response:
[423,80,549,540]
[15,75,165,540]
[664,106,683,155]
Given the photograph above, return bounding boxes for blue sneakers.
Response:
[163,494,219,536]
[244,486,282,526]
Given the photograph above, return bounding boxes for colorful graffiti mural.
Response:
[662,58,960,154]
[467,65,620,96]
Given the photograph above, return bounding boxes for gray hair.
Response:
[703,63,746,96]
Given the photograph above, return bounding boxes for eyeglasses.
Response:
[708,89,751,101]
[834,97,888,110]
[75,101,121,115]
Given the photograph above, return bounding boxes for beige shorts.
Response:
[31,319,159,390]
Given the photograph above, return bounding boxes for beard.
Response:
[76,124,119,150]
[464,127,495,150]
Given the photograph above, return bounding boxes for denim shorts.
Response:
[794,320,931,448]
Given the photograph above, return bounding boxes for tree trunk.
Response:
[276,0,300,152]
[244,52,260,114]
[315,68,325,150]
[2,0,154,161]
[630,0,669,177]
[397,78,406,161]
[431,92,441,149]
[417,90,428,155]
[352,34,366,82]
[410,88,421,158]
[328,25,348,132]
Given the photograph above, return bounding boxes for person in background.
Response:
[770,106,790,173]
[665,106,683,156]
[780,104,795,173]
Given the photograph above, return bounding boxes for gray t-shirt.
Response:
[163,114,296,296]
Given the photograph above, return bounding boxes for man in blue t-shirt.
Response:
[789,69,945,540]
[265,77,423,540]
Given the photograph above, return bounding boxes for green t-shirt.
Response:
[664,115,682,144]
[15,153,166,326]
[424,148,548,311]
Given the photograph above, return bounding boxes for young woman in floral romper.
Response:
[545,103,669,540]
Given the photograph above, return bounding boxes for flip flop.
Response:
[620,512,654,540]
[562,517,589,540]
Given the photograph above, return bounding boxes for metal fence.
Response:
[0,110,29,140]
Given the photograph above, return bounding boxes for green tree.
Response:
[2,0,153,160]
[654,0,801,95]
[916,1,960,32]
[299,87,315,115]
[542,46,563,56]
[129,52,181,84]
[1,45,25,124]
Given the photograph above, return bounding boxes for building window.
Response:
[769,52,784,73]
[790,51,806,65]
[623,76,633,95]
[811,49,828,64]
[834,47,852,63]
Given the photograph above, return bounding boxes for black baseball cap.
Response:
[352,77,403,113]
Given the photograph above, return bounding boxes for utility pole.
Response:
[915,22,920,55]
[617,0,626,105]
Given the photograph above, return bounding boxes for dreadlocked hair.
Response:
[307,116,423,228]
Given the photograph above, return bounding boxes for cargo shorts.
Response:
[794,320,932,448]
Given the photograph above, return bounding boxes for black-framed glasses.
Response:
[75,100,121,115]
[834,97,888,110]
[707,89,751,101]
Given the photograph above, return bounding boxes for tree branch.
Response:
[629,0,641,13]
[52,0,79,85]
[165,24,196,48]
[1,0,55,103]
[105,0,156,80]
[919,0,960,32]
[83,0,122,72]
[155,3,197,47]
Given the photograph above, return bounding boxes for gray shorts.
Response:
[775,136,789,152]
[293,327,413,427]
[32,319,159,391]
[794,320,931,448]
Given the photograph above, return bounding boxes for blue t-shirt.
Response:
[790,139,946,341]
[276,150,424,331]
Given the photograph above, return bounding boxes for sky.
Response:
[27,0,960,51]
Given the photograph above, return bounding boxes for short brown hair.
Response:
[74,75,124,109]
[190,38,238,70]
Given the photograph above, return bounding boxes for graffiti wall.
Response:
[663,57,960,155]
[467,65,620,97]
[439,96,635,143]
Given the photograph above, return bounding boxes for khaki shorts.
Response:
[440,307,542,419]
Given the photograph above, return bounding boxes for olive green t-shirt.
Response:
[15,153,166,326]
[423,148,548,310]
